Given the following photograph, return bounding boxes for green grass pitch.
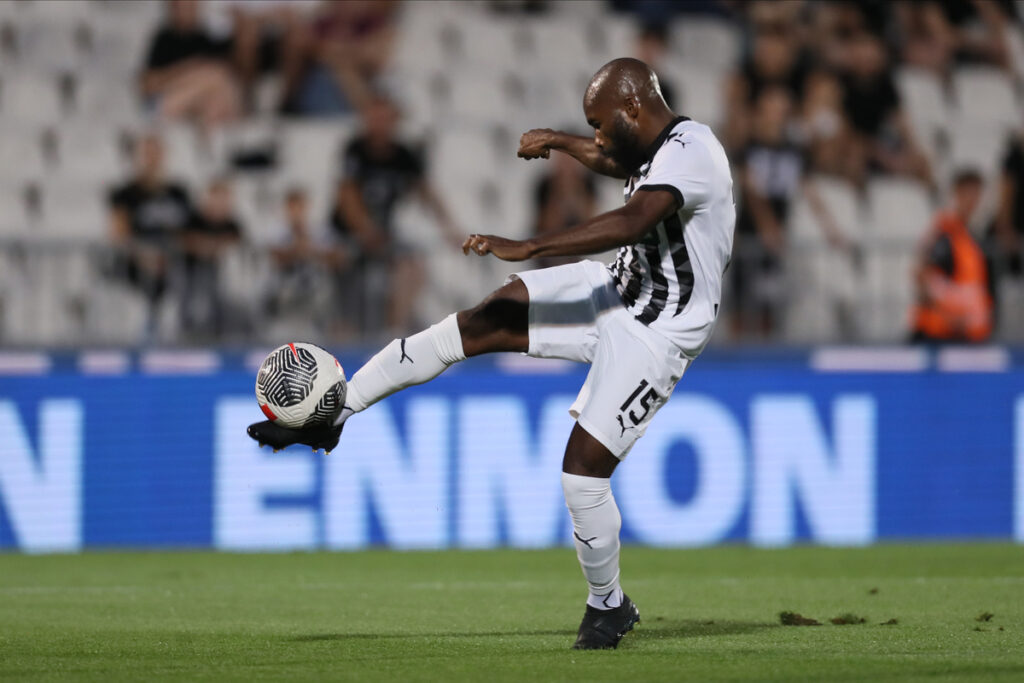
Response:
[2,545,1023,681]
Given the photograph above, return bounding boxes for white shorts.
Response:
[512,260,690,459]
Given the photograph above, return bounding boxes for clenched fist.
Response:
[462,234,533,261]
[518,129,557,160]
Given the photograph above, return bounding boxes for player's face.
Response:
[586,99,644,172]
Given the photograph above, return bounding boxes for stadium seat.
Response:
[38,179,109,243]
[72,73,145,128]
[662,60,727,129]
[946,115,1009,181]
[671,16,740,73]
[862,179,933,341]
[0,73,65,125]
[0,185,34,239]
[0,129,48,185]
[526,17,593,76]
[861,247,916,343]
[866,177,934,245]
[587,15,637,65]
[13,19,82,75]
[451,14,522,71]
[952,66,1020,136]
[895,67,951,165]
[446,72,524,127]
[55,121,126,188]
[279,118,356,190]
[392,5,456,76]
[785,177,864,342]
[158,122,212,190]
[79,3,157,76]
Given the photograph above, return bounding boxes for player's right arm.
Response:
[518,129,630,179]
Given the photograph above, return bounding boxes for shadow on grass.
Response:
[288,619,774,643]
[632,618,776,641]
[289,630,571,642]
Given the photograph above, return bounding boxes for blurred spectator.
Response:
[725,23,807,153]
[799,70,862,183]
[181,178,243,337]
[990,131,1024,276]
[140,0,240,130]
[268,188,350,335]
[938,0,1015,70]
[108,134,193,340]
[894,1,958,77]
[634,24,676,110]
[330,95,462,334]
[297,0,398,115]
[731,86,848,338]
[837,32,933,188]
[910,169,992,344]
[531,152,597,269]
[203,0,318,114]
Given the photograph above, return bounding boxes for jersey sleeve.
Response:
[636,134,713,210]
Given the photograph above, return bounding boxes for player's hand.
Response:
[518,129,555,160]
[462,234,533,261]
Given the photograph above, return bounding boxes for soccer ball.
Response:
[255,343,347,429]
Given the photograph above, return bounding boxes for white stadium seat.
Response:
[866,177,934,245]
[72,73,145,128]
[0,130,48,185]
[946,115,1009,180]
[662,61,727,129]
[0,73,64,124]
[279,118,356,189]
[672,17,740,73]
[785,177,865,342]
[36,180,109,243]
[896,66,952,162]
[952,66,1020,136]
[55,121,126,187]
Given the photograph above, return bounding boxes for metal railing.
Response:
[0,240,1021,348]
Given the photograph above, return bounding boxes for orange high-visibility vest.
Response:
[912,212,992,342]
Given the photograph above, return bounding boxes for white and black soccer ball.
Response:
[255,343,347,429]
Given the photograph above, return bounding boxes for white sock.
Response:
[336,313,465,424]
[562,472,623,610]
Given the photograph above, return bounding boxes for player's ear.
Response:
[623,95,640,120]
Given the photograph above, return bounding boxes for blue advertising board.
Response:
[1,350,1022,551]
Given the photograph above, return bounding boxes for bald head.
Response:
[582,58,676,172]
[585,58,666,110]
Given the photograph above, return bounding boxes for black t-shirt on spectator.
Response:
[109,181,193,242]
[184,214,242,268]
[842,73,900,137]
[740,57,809,105]
[188,215,242,239]
[330,137,424,239]
[1002,139,1024,235]
[737,140,807,233]
[145,27,227,70]
[533,174,596,225]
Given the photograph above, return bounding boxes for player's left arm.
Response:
[463,188,679,261]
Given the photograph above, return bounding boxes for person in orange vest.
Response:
[910,169,993,343]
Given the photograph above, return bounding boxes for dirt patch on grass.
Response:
[779,611,821,626]
[830,613,867,625]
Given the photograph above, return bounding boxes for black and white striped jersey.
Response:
[608,117,735,357]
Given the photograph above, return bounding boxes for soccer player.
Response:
[248,58,736,650]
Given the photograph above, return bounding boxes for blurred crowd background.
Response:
[1,0,1023,349]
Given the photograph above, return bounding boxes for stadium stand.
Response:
[0,0,1022,347]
